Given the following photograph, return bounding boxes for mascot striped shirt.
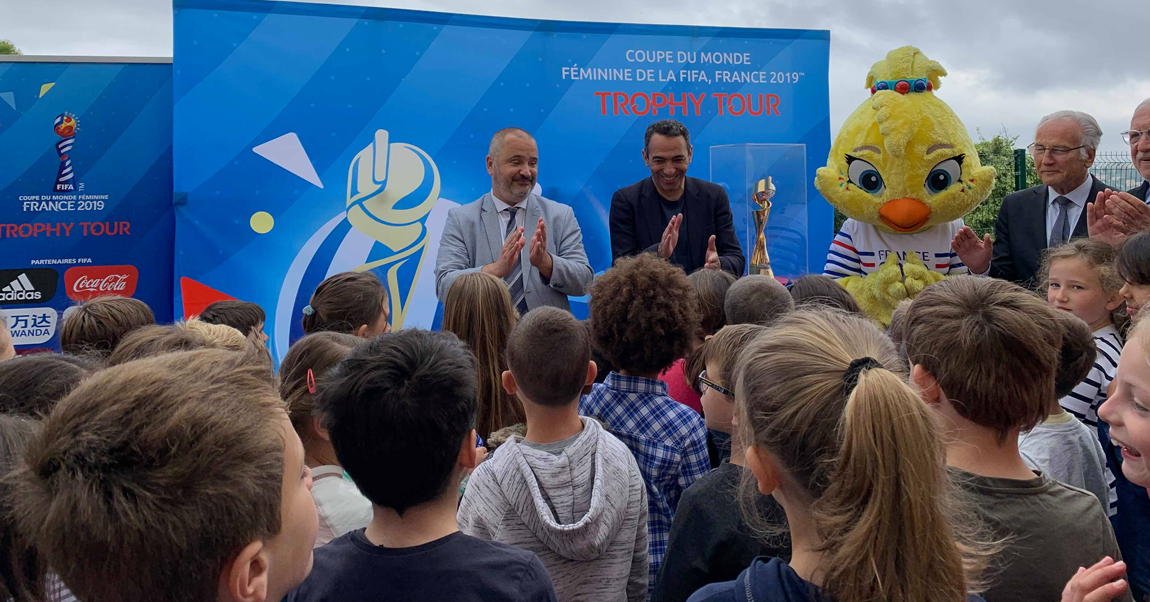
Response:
[824,218,969,278]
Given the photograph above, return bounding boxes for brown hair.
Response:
[59,295,154,358]
[689,268,736,337]
[703,324,768,388]
[0,354,96,418]
[1054,313,1097,399]
[506,307,591,407]
[590,254,700,375]
[196,300,266,337]
[302,271,389,335]
[724,275,794,326]
[107,323,272,370]
[736,309,989,602]
[442,272,522,439]
[279,332,361,440]
[185,319,249,350]
[0,415,43,602]
[1040,239,1127,332]
[788,274,864,316]
[904,276,1058,440]
[10,350,286,602]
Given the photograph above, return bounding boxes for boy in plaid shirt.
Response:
[581,254,711,597]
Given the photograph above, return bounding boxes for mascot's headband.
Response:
[870,78,933,96]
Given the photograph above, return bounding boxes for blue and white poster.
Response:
[0,58,175,352]
[172,0,831,362]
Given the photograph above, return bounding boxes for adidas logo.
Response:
[0,273,43,302]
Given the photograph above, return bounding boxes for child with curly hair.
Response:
[580,254,709,595]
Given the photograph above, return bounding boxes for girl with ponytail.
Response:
[689,309,989,602]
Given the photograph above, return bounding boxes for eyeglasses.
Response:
[698,370,733,397]
[1122,130,1145,146]
[1027,143,1086,159]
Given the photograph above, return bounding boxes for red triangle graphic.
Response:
[180,277,237,320]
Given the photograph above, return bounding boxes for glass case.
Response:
[710,143,809,281]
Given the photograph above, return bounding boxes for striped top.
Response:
[1060,325,1123,428]
[823,218,969,279]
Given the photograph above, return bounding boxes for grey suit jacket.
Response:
[434,193,594,312]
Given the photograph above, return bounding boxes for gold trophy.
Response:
[749,177,775,277]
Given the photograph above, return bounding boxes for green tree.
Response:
[964,129,1040,237]
[0,40,21,55]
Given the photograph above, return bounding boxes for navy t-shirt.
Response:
[284,530,558,602]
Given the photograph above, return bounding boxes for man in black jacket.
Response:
[953,110,1108,287]
[1086,99,1150,247]
[609,120,745,276]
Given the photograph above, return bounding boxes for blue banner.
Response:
[172,0,831,362]
[0,59,175,352]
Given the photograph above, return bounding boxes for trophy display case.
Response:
[709,144,809,280]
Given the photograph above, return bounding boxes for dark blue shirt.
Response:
[284,530,557,602]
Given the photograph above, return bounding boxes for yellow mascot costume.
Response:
[817,46,995,326]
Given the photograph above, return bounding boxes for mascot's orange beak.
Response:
[879,197,931,232]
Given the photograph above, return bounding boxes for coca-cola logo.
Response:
[64,265,138,302]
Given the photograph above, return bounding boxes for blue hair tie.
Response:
[302,304,314,316]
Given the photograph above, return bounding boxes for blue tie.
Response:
[503,207,528,315]
[1049,196,1072,247]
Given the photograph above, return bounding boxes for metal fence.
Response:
[1090,151,1142,192]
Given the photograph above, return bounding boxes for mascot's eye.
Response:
[846,157,885,196]
[925,157,963,195]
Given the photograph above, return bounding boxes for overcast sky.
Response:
[4,0,1148,154]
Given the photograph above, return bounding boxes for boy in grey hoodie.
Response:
[459,307,649,602]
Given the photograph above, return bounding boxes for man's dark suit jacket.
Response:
[609,176,746,276]
[1131,180,1149,202]
[990,175,1110,288]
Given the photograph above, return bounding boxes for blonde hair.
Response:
[735,310,990,602]
[442,272,522,439]
[1040,239,1127,332]
[185,320,248,351]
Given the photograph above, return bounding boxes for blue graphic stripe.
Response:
[825,259,863,274]
[828,249,859,264]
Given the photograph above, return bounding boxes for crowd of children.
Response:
[3,236,1150,602]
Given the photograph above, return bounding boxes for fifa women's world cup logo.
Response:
[345,130,440,329]
[53,113,79,192]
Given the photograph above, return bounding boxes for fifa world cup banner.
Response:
[172,0,831,362]
[0,58,175,352]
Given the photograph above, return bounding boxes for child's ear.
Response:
[355,323,370,338]
[745,445,781,495]
[310,416,331,443]
[585,361,598,387]
[502,370,518,396]
[911,364,943,406]
[1107,292,1126,312]
[220,540,269,602]
[458,429,481,470]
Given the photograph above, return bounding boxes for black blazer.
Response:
[609,176,746,276]
[1131,180,1149,202]
[990,175,1109,288]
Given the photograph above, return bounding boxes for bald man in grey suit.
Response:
[434,128,594,314]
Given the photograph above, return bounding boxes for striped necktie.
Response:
[503,206,528,315]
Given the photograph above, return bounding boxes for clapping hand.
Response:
[951,226,992,274]
[704,235,721,270]
[658,214,683,259]
[1061,557,1127,602]
[482,226,525,279]
[528,218,553,279]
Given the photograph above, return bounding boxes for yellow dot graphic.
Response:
[250,211,274,234]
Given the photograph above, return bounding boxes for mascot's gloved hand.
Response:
[902,253,945,297]
[839,254,906,328]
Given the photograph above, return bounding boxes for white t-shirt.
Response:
[1020,411,1117,516]
[310,465,373,547]
[823,218,968,279]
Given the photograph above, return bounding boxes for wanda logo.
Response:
[64,265,139,301]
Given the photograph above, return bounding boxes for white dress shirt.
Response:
[1045,175,1095,239]
[491,191,527,291]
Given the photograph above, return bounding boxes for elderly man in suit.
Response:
[1087,98,1150,247]
[434,128,594,314]
[953,110,1109,287]
[609,119,745,276]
